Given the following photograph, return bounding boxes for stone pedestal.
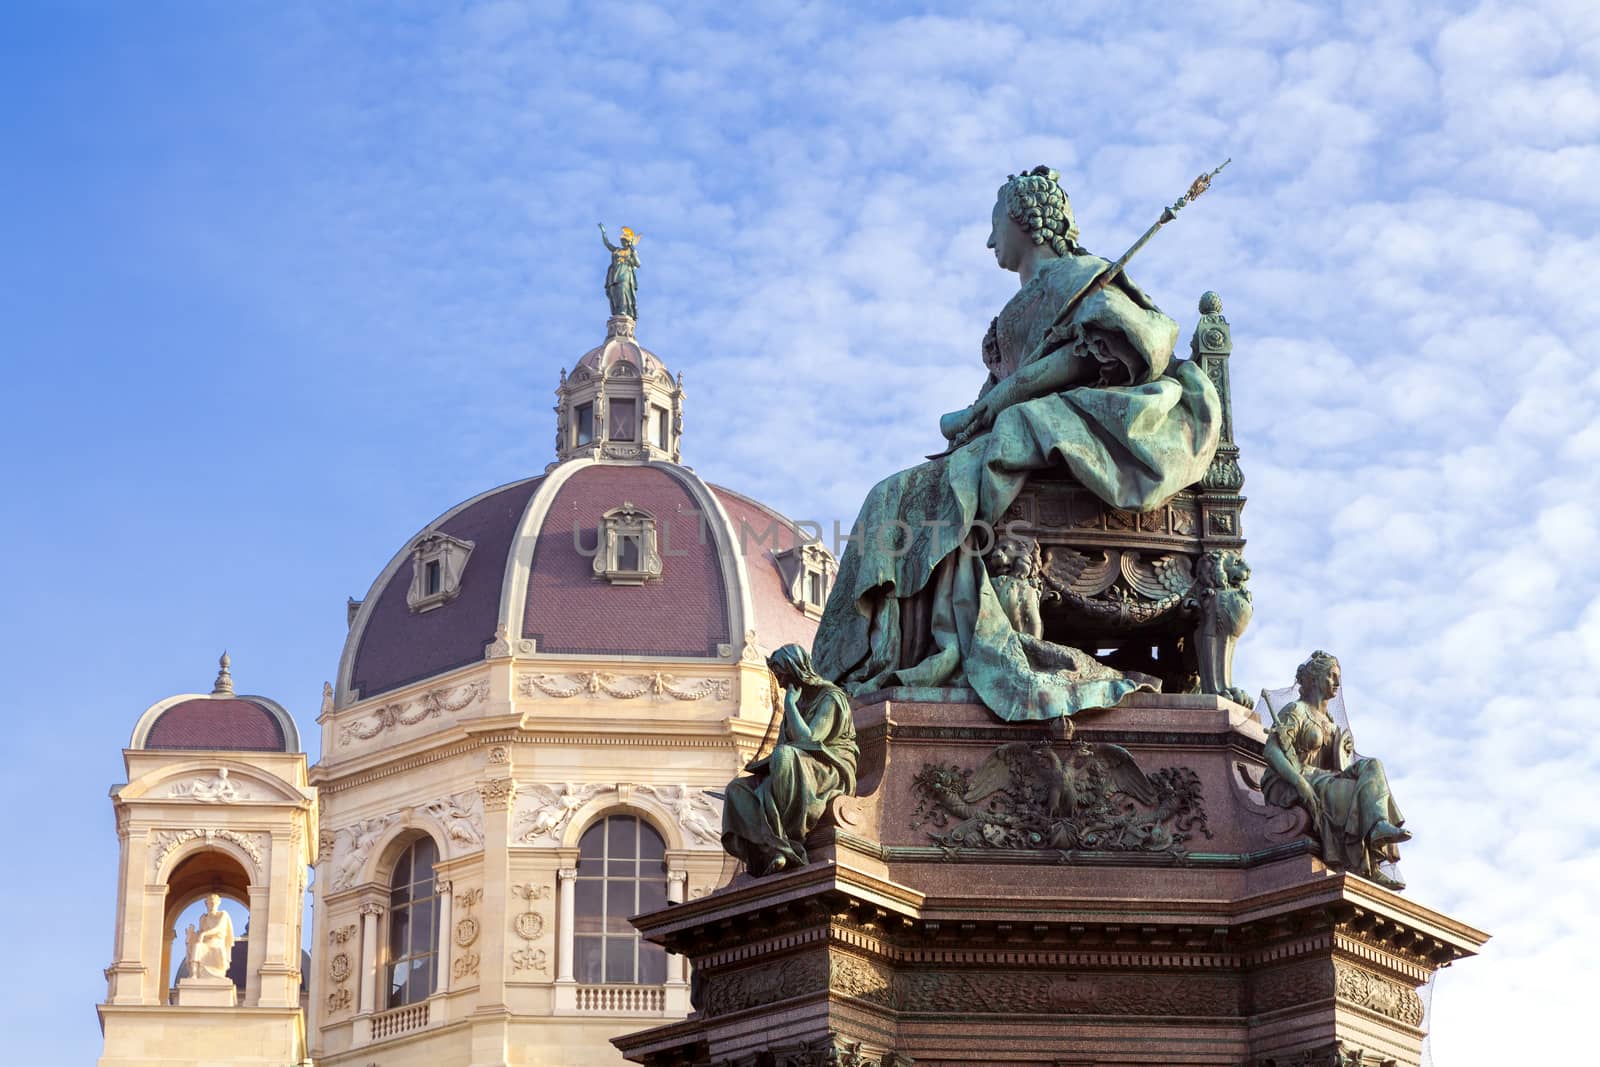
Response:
[174,975,237,1008]
[615,694,1486,1067]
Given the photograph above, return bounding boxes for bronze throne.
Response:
[996,292,1252,702]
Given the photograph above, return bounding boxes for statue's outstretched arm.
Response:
[598,223,617,252]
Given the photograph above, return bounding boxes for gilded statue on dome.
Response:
[598,222,640,319]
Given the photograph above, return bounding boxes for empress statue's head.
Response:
[1295,650,1341,702]
[996,166,1083,257]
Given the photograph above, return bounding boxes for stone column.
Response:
[357,901,384,1015]
[477,778,516,1005]
[556,866,578,983]
[139,881,169,1006]
[434,878,453,996]
[666,870,688,983]
[244,884,269,1006]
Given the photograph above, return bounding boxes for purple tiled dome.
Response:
[337,460,827,706]
[143,697,288,751]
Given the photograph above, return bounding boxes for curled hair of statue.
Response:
[998,164,1084,257]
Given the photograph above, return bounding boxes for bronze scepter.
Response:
[929,159,1231,460]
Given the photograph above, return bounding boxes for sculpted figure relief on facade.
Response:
[327,788,487,892]
[910,736,1210,854]
[167,767,247,802]
[336,678,489,747]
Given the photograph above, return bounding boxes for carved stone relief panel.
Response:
[509,882,552,976]
[336,678,489,748]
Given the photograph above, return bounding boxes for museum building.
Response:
[97,311,836,1067]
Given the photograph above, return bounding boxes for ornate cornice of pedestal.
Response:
[615,696,1487,1067]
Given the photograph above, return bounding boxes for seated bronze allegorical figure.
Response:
[721,644,859,876]
[1261,651,1410,889]
[812,166,1222,721]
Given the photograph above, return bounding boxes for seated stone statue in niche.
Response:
[813,166,1221,721]
[721,644,858,876]
[184,893,237,980]
[1261,652,1410,889]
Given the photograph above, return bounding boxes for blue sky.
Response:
[3,1,1596,1060]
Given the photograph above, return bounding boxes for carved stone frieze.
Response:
[1335,962,1424,1027]
[150,827,266,875]
[701,954,829,1017]
[894,969,1236,1017]
[336,678,489,747]
[1249,958,1331,1016]
[909,739,1211,854]
[517,670,731,702]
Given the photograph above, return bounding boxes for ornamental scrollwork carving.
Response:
[517,670,732,702]
[337,678,489,747]
[509,882,552,975]
[150,827,266,875]
[1335,962,1424,1027]
[909,738,1211,854]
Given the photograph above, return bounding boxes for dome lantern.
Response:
[554,316,683,465]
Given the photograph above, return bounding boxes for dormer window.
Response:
[407,532,475,612]
[593,503,663,585]
[774,539,837,619]
[650,405,669,450]
[575,403,594,446]
[609,398,636,441]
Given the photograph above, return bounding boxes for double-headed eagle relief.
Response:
[911,737,1211,854]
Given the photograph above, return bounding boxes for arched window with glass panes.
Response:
[574,815,668,985]
[386,836,441,1007]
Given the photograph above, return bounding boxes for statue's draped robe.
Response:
[188,909,235,980]
[721,684,858,872]
[813,254,1222,721]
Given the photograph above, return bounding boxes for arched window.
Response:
[386,836,440,1007]
[574,815,668,985]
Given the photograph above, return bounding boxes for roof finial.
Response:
[212,651,234,696]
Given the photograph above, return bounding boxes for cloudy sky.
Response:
[3,0,1595,1060]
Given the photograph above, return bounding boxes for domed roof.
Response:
[572,318,669,381]
[131,654,300,752]
[337,458,831,706]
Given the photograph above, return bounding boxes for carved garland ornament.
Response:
[453,887,484,980]
[337,678,489,747]
[517,670,731,701]
[150,828,265,875]
[707,1033,912,1067]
